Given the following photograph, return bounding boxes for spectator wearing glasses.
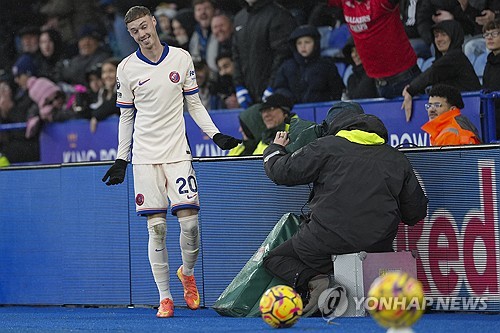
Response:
[421,84,481,146]
[482,19,500,139]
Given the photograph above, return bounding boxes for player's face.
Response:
[426,96,450,120]
[296,36,315,58]
[127,15,159,49]
[261,107,287,129]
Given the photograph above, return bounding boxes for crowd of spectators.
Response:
[0,0,498,165]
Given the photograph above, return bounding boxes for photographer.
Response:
[262,102,428,316]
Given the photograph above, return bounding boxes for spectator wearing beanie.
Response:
[27,76,62,122]
[12,54,38,92]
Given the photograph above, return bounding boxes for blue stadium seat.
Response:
[343,65,353,86]
[420,57,434,72]
[473,52,487,84]
[417,57,425,70]
[335,62,347,78]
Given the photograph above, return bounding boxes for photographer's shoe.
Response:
[302,275,330,317]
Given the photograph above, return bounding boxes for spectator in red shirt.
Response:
[328,0,421,99]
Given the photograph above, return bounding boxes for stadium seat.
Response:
[335,62,347,78]
[420,57,434,72]
[343,65,353,86]
[417,57,425,70]
[473,52,487,84]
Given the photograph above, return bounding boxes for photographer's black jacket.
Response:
[263,111,428,255]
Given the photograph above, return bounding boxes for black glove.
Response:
[102,159,128,185]
[213,133,242,150]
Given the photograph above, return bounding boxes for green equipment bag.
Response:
[212,212,302,317]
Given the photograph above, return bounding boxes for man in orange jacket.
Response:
[421,84,482,146]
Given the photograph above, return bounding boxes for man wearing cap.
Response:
[262,101,428,316]
[421,84,481,146]
[252,93,299,155]
[58,25,111,85]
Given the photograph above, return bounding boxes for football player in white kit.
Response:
[102,6,241,318]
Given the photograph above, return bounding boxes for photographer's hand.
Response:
[273,131,289,146]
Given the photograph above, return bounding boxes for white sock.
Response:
[147,216,172,301]
[178,214,199,276]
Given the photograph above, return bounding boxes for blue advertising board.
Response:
[38,94,486,164]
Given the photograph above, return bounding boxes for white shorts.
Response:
[133,161,200,216]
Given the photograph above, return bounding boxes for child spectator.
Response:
[273,25,344,104]
[26,76,75,130]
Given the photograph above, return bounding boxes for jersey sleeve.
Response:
[116,60,134,109]
[182,58,199,96]
[182,54,219,138]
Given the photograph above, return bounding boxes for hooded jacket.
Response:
[273,25,345,103]
[407,20,481,96]
[227,103,267,156]
[483,51,500,137]
[232,0,297,102]
[342,38,378,100]
[417,0,475,45]
[263,109,428,254]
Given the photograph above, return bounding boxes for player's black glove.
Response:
[213,133,242,150]
[102,159,128,185]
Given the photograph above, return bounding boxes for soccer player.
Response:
[102,6,240,318]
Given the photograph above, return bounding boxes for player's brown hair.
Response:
[124,6,152,25]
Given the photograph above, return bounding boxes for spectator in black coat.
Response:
[482,19,500,138]
[232,0,297,108]
[37,29,65,82]
[402,19,481,121]
[273,25,344,103]
[342,38,378,100]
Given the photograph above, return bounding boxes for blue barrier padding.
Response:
[0,122,26,131]
[2,147,500,311]
[22,92,495,164]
